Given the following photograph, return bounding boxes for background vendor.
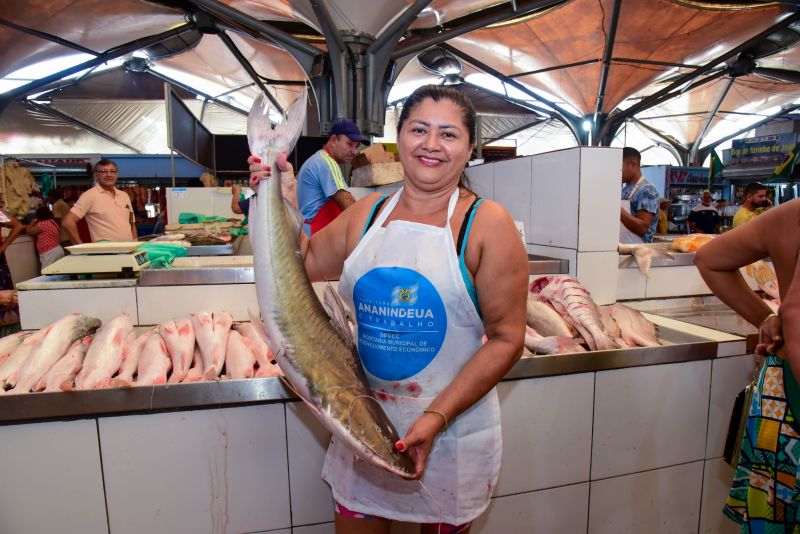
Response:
[619,147,659,243]
[297,118,367,236]
[62,159,136,244]
[732,181,769,228]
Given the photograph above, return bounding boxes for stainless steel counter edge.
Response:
[0,326,721,424]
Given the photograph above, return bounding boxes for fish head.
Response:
[343,394,417,479]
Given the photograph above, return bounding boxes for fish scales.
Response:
[250,115,415,479]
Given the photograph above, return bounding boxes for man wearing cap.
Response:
[297,118,368,236]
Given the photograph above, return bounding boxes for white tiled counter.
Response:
[0,319,752,534]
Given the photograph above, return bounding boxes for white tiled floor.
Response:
[292,524,334,534]
[286,401,335,526]
[474,483,590,534]
[589,461,704,534]
[99,405,291,534]
[592,360,711,479]
[0,419,108,534]
[706,355,755,459]
[496,374,594,495]
[699,459,739,534]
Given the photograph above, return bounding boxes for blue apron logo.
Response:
[354,267,447,381]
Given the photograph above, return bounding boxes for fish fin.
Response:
[283,199,304,239]
[322,284,354,348]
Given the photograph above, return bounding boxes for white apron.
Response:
[620,177,645,244]
[323,187,501,525]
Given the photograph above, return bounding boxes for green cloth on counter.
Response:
[178,212,227,224]
[140,243,188,269]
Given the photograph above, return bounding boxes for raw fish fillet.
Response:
[135,332,171,386]
[530,276,617,351]
[160,318,195,383]
[192,311,232,379]
[43,336,92,392]
[605,304,660,347]
[75,313,134,390]
[671,234,714,253]
[233,321,282,377]
[524,326,586,355]
[182,346,204,383]
[526,297,574,338]
[0,331,30,365]
[9,313,101,394]
[117,329,153,382]
[224,330,255,379]
[0,329,47,390]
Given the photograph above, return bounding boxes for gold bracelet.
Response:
[759,312,778,331]
[423,409,448,431]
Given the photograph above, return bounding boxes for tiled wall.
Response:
[467,147,622,304]
[0,355,753,533]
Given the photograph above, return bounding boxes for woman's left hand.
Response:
[757,313,784,357]
[395,411,446,479]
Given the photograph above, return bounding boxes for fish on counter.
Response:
[605,304,660,347]
[530,276,617,351]
[7,313,101,394]
[193,311,232,380]
[248,90,416,479]
[43,336,92,392]
[526,297,574,338]
[0,329,47,390]
[523,326,586,355]
[224,330,255,379]
[618,242,674,277]
[75,313,134,390]
[182,346,204,383]
[160,319,195,384]
[671,233,714,253]
[0,331,31,365]
[116,329,153,383]
[135,332,171,386]
[233,321,282,377]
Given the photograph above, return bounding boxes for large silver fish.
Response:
[248,90,415,479]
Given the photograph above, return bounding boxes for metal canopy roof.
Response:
[0,0,798,164]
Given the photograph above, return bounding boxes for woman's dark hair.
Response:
[35,206,55,221]
[396,85,476,190]
[397,85,476,145]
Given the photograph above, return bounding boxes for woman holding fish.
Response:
[250,85,527,533]
[696,198,800,531]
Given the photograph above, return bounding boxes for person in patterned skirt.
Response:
[696,198,800,531]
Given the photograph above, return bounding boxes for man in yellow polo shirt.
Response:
[732,181,769,228]
[62,159,137,243]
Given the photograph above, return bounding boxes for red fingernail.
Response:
[253,156,261,163]
[395,441,405,452]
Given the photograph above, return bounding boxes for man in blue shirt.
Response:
[297,119,368,236]
[620,147,659,243]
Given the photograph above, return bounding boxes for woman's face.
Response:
[398,97,472,191]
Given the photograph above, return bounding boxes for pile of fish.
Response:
[525,275,661,356]
[0,311,282,395]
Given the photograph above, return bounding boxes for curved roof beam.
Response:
[631,118,689,165]
[0,23,197,115]
[440,43,584,143]
[593,0,623,136]
[600,9,800,141]
[216,30,284,114]
[0,18,100,57]
[392,0,567,61]
[688,76,734,164]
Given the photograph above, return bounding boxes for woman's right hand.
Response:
[757,314,784,357]
[247,152,292,193]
